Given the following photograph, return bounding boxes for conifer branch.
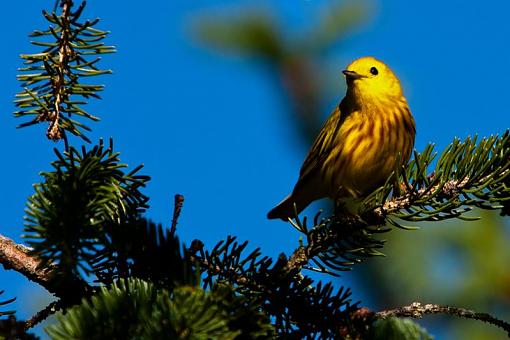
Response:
[15,0,115,142]
[0,234,91,333]
[170,194,184,237]
[286,132,510,275]
[375,302,510,336]
[47,0,72,140]
[24,300,61,330]
[0,235,54,291]
[23,139,150,280]
[375,178,467,216]
[370,132,509,224]
[374,173,506,218]
[190,236,359,337]
[0,234,89,303]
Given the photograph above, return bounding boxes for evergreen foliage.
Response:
[192,236,359,337]
[366,132,510,223]
[46,279,274,340]
[14,0,114,142]
[23,139,149,286]
[0,1,508,339]
[368,318,433,340]
[285,132,510,275]
[0,292,15,318]
[92,218,196,289]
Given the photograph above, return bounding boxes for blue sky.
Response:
[0,0,509,336]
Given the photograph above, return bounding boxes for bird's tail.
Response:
[267,194,303,220]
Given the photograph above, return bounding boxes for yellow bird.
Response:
[268,57,416,220]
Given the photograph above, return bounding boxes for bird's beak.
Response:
[342,70,365,80]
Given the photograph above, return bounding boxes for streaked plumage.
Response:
[268,57,416,220]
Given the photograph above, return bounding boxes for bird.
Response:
[267,56,416,220]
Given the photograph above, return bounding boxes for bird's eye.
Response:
[370,67,378,75]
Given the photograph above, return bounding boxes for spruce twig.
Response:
[46,0,73,141]
[375,302,510,336]
[170,194,184,237]
[15,0,115,142]
[24,300,61,330]
[285,132,510,275]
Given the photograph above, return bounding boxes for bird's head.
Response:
[343,57,404,101]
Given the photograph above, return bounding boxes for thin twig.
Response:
[24,300,61,330]
[286,245,308,273]
[376,169,507,218]
[285,174,491,274]
[375,177,470,217]
[47,0,74,141]
[376,302,510,336]
[170,194,184,237]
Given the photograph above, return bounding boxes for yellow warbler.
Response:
[268,56,416,220]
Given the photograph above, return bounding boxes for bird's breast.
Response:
[322,102,415,199]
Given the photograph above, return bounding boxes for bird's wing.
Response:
[298,104,346,181]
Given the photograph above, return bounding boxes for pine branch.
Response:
[47,0,73,141]
[0,235,84,329]
[46,278,274,339]
[285,132,510,275]
[375,302,510,337]
[374,174,505,218]
[191,236,359,337]
[24,139,149,280]
[24,300,62,330]
[0,234,54,292]
[286,213,386,275]
[93,218,197,289]
[370,132,510,224]
[14,0,115,142]
[0,234,88,302]
[170,194,184,237]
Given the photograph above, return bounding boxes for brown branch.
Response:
[286,245,308,272]
[285,213,372,274]
[375,302,510,336]
[46,0,74,140]
[188,239,250,286]
[0,235,55,292]
[170,194,184,237]
[0,236,74,330]
[0,233,90,330]
[374,177,470,217]
[285,174,488,274]
[376,167,508,218]
[24,300,62,330]
[0,234,88,300]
